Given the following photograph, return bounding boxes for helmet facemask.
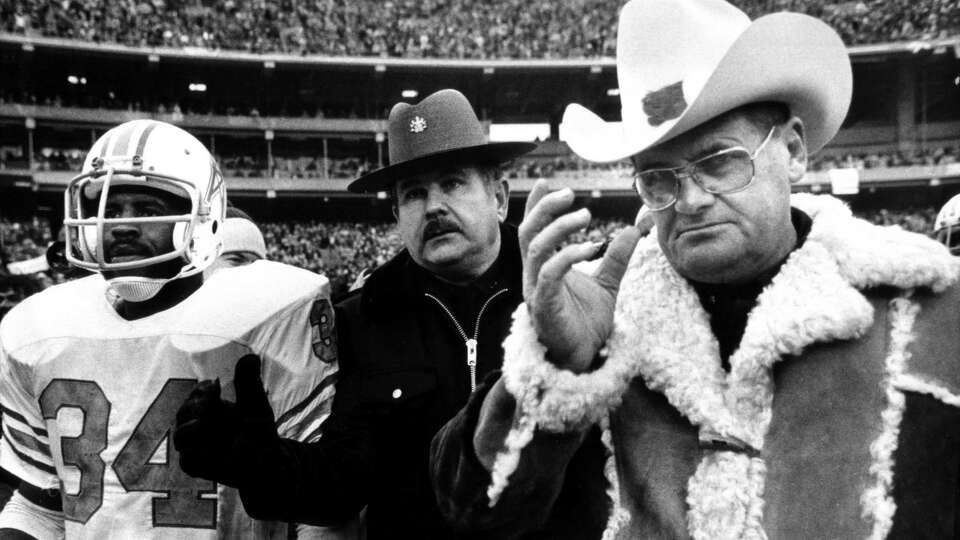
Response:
[935,194,960,257]
[64,120,226,303]
[64,163,223,302]
[936,224,960,256]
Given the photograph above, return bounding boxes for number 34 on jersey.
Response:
[0,264,338,539]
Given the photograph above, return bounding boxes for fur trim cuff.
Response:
[486,411,535,507]
[502,304,624,432]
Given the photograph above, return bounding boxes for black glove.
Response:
[174,354,280,489]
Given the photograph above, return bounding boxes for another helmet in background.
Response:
[934,193,960,255]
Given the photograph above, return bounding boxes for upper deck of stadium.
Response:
[2,0,958,60]
[0,0,958,205]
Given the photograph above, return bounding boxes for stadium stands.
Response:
[11,142,959,180]
[220,155,376,179]
[0,90,364,120]
[807,145,959,170]
[0,205,945,314]
[511,144,960,179]
[0,217,49,263]
[2,0,958,58]
[1,0,958,318]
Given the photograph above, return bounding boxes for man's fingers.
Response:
[175,379,221,426]
[595,226,643,291]
[529,242,599,340]
[233,354,274,421]
[522,179,553,219]
[173,418,213,452]
[535,242,600,293]
[524,208,591,280]
[522,208,592,301]
[518,187,576,256]
[634,206,654,235]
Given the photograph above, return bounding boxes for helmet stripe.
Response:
[205,156,223,201]
[108,121,141,158]
[133,121,160,160]
[97,130,113,159]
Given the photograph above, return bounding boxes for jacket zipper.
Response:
[424,288,509,392]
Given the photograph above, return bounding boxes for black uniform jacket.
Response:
[240,224,556,538]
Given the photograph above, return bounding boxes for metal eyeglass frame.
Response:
[633,125,777,211]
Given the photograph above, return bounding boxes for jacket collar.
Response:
[359,223,522,315]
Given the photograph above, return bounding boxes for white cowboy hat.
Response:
[564,0,853,162]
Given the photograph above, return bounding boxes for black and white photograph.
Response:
[0,0,958,538]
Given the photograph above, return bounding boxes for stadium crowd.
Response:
[0,204,945,316]
[0,149,376,180]
[0,217,54,317]
[809,144,960,170]
[260,220,399,293]
[0,91,366,121]
[511,144,960,180]
[2,0,958,58]
[8,144,960,180]
[220,155,376,179]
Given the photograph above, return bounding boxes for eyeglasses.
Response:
[632,126,776,211]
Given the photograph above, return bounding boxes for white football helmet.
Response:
[934,193,960,255]
[64,120,225,299]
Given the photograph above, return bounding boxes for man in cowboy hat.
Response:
[431,0,960,538]
[173,89,585,538]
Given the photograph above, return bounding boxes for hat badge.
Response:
[409,116,427,133]
[643,81,687,127]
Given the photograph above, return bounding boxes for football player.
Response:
[0,120,339,539]
[203,206,267,278]
[934,193,960,255]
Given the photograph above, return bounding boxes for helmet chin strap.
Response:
[106,275,175,303]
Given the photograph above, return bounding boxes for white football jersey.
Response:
[0,260,339,539]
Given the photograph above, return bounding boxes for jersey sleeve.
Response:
[0,344,59,491]
[253,281,339,443]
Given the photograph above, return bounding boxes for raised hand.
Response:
[519,179,642,373]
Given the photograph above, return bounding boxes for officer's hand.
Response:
[174,354,278,488]
[519,179,642,373]
[174,377,235,482]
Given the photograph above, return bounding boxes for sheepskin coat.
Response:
[441,194,960,539]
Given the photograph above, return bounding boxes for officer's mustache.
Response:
[423,218,461,242]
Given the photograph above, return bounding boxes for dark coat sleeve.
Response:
[237,305,376,526]
[430,370,610,539]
